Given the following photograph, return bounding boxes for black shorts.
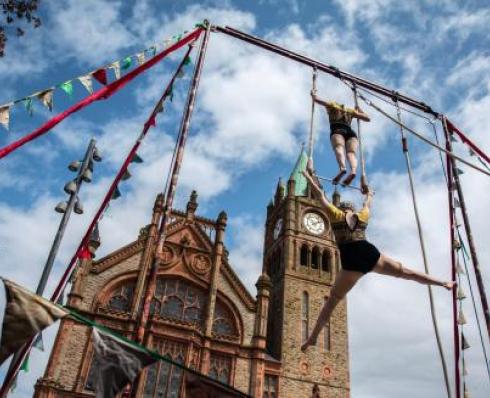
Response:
[339,240,380,274]
[330,122,357,140]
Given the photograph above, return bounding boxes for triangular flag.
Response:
[0,279,68,365]
[121,170,131,181]
[90,328,157,398]
[24,97,33,116]
[163,39,172,48]
[469,148,476,157]
[155,101,164,114]
[451,135,458,143]
[183,55,192,65]
[457,286,467,300]
[121,56,132,70]
[136,52,145,66]
[145,115,156,128]
[462,333,470,350]
[78,75,93,94]
[60,80,74,97]
[148,46,156,57]
[166,85,174,102]
[20,353,29,372]
[77,245,92,260]
[454,198,461,207]
[458,309,467,325]
[463,386,470,398]
[0,104,11,130]
[37,89,54,111]
[109,61,121,80]
[453,239,462,250]
[456,261,465,275]
[176,68,185,79]
[92,69,108,86]
[130,153,143,163]
[33,332,44,351]
[111,186,122,200]
[456,168,464,175]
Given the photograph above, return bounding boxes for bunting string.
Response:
[0,25,200,132]
[0,43,199,394]
[0,28,202,160]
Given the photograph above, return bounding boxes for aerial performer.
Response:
[311,91,370,187]
[300,170,455,352]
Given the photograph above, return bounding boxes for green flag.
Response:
[183,55,192,65]
[131,153,143,163]
[111,186,122,200]
[60,80,74,97]
[24,97,33,116]
[20,353,29,372]
[121,56,132,70]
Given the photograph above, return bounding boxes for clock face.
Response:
[303,212,325,235]
[273,218,283,240]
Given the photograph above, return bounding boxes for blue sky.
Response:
[1,1,490,397]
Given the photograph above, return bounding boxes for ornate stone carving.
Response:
[299,359,309,375]
[155,245,176,269]
[191,253,211,275]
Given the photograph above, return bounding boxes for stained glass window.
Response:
[212,300,238,337]
[151,278,205,327]
[209,354,231,384]
[143,339,186,398]
[106,281,136,312]
[263,374,278,398]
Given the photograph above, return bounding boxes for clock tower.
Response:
[263,150,350,398]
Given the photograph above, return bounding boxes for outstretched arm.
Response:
[352,107,371,122]
[302,171,330,208]
[311,92,371,122]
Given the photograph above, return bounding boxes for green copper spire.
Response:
[289,148,308,196]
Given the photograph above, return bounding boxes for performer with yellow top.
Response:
[311,91,370,186]
[301,171,455,352]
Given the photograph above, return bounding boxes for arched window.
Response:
[311,247,320,269]
[301,292,309,343]
[322,250,330,272]
[323,297,331,351]
[105,281,135,312]
[300,244,308,267]
[151,279,206,326]
[212,300,238,337]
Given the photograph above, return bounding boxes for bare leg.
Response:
[372,254,455,290]
[330,133,346,183]
[343,137,358,185]
[301,270,364,351]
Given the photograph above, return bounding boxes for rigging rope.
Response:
[351,83,368,191]
[307,68,317,160]
[394,101,452,398]
[356,93,490,178]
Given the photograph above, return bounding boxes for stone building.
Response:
[35,151,350,398]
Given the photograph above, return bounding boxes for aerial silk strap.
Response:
[395,101,452,398]
[0,28,203,160]
[351,83,368,191]
[0,47,197,397]
[307,68,317,160]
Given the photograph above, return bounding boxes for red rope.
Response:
[0,28,202,160]
[446,119,490,165]
[0,42,200,398]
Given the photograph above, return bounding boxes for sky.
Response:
[0,0,489,397]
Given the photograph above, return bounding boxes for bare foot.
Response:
[300,336,317,352]
[444,281,456,291]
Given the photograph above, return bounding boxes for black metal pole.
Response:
[213,25,439,116]
[1,139,97,396]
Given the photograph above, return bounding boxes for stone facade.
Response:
[35,153,349,398]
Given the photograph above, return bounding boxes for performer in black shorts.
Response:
[311,91,370,187]
[301,171,455,352]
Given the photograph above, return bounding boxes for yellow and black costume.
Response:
[324,102,357,141]
[325,202,380,274]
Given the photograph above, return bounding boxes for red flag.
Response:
[92,69,108,86]
[77,245,92,260]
